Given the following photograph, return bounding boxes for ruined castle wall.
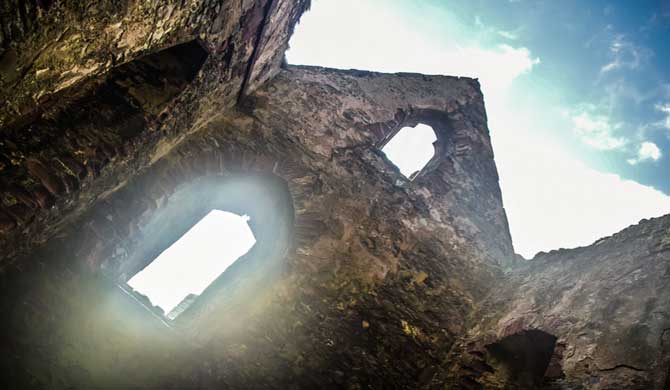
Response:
[0,0,306,130]
[3,3,666,389]
[444,215,670,389]
[0,0,308,267]
[249,66,516,267]
[0,62,513,389]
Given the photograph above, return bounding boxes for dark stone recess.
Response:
[485,330,558,388]
[0,1,668,389]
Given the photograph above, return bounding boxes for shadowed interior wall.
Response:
[0,0,309,267]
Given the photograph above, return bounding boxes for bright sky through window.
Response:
[382,124,437,178]
[128,210,256,314]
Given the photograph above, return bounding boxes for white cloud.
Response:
[638,141,662,160]
[496,130,670,257]
[603,79,652,106]
[655,103,670,129]
[600,62,619,73]
[627,141,662,165]
[474,15,520,40]
[497,29,519,40]
[287,1,539,101]
[570,109,627,150]
[600,34,650,74]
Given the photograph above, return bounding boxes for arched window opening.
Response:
[111,174,294,329]
[381,123,437,179]
[127,210,256,319]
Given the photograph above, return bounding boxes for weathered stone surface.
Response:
[0,59,511,388]
[0,0,304,130]
[443,215,670,389]
[0,2,668,390]
[247,66,515,268]
[0,0,308,267]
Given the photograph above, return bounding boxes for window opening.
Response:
[127,210,256,319]
[381,123,437,179]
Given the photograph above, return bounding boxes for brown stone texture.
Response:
[0,2,668,389]
[0,0,307,130]
[0,0,308,266]
[443,215,670,389]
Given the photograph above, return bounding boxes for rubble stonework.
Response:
[0,1,667,389]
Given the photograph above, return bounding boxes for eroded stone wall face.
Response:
[0,59,514,388]
[0,0,309,267]
[0,0,308,130]
[443,215,670,390]
[1,2,668,390]
[247,67,515,268]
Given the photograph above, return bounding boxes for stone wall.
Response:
[0,0,309,267]
[1,2,668,389]
[0,62,513,388]
[443,215,670,389]
[247,66,515,268]
[0,0,308,130]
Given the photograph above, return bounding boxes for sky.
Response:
[383,124,437,177]
[128,210,256,314]
[286,0,670,258]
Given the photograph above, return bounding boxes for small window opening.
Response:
[382,123,437,179]
[127,210,256,319]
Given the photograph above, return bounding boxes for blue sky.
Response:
[458,0,670,189]
[287,0,670,257]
